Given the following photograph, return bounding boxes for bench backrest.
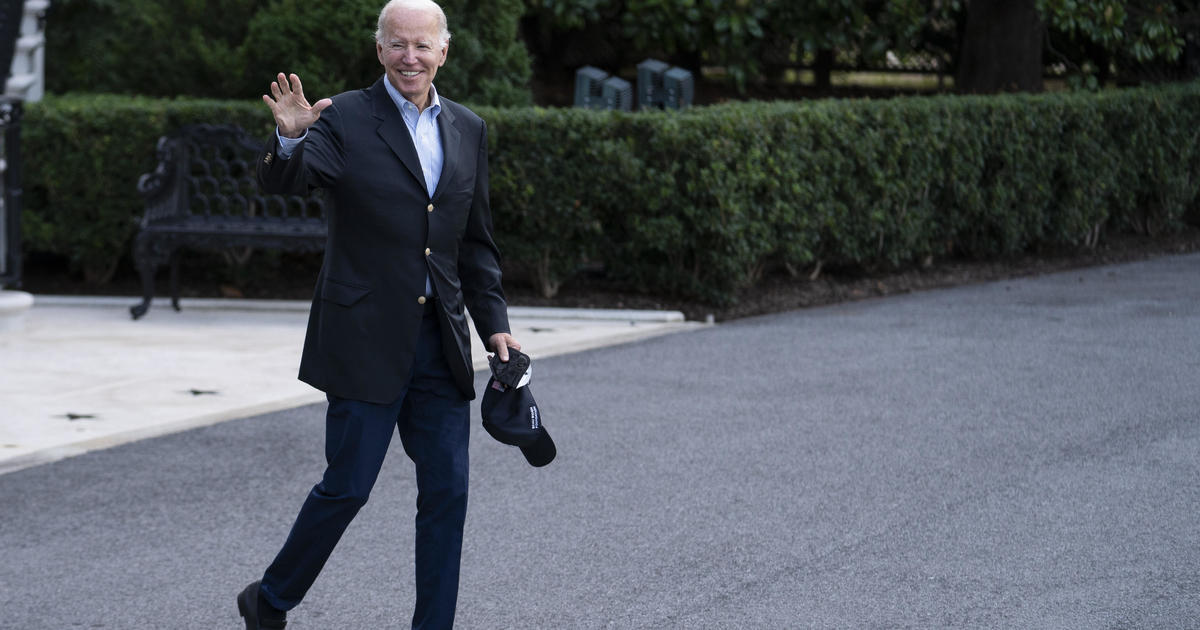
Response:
[137,124,326,226]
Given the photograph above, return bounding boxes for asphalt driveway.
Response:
[2,253,1197,629]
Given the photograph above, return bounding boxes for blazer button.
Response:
[425,248,431,256]
[427,203,434,213]
[417,296,427,305]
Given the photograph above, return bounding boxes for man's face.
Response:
[376,6,448,109]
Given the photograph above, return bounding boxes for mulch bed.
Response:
[503,227,1200,321]
[20,227,1200,323]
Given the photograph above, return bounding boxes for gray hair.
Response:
[375,0,451,46]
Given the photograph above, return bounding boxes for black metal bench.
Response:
[130,124,326,319]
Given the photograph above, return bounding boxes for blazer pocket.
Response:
[321,277,372,307]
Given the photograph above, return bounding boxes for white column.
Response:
[5,0,48,102]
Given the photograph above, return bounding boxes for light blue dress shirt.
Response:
[275,77,444,296]
[387,78,443,196]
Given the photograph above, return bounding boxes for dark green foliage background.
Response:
[44,0,531,107]
[21,83,1200,302]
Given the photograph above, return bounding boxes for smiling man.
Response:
[236,1,520,628]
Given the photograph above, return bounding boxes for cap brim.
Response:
[520,429,556,467]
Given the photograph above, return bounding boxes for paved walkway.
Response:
[1,254,1198,628]
[0,296,702,474]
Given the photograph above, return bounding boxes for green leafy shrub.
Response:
[44,0,259,98]
[45,0,531,107]
[487,107,626,297]
[436,0,533,107]
[238,0,383,99]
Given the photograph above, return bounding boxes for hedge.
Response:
[482,82,1200,301]
[21,82,1200,302]
[22,96,271,283]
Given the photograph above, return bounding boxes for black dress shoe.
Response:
[237,581,287,629]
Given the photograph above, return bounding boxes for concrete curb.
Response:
[34,294,313,312]
[506,306,684,322]
[32,295,689,323]
[0,391,327,476]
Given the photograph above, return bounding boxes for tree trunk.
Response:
[956,0,1044,93]
[813,48,834,91]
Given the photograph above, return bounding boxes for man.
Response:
[236,1,520,628]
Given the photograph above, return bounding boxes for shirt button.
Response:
[427,204,434,213]
[425,248,431,256]
[417,296,427,305]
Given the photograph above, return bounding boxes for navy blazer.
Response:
[258,78,510,403]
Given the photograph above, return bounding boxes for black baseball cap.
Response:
[481,377,556,467]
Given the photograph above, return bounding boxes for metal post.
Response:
[0,0,27,289]
[0,2,30,332]
[0,97,21,288]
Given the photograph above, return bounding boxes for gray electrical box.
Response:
[601,76,633,111]
[636,58,670,110]
[662,67,695,109]
[574,66,609,109]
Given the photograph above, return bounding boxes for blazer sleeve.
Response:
[458,120,511,344]
[257,102,347,194]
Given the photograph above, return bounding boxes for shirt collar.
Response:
[383,75,441,121]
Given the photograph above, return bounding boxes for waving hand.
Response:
[262,73,332,139]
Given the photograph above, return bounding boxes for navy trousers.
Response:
[259,309,470,630]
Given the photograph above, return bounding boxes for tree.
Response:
[522,0,1198,98]
[437,0,533,106]
[1038,0,1200,86]
[954,0,1199,93]
[522,0,957,94]
[240,0,382,99]
[45,0,264,97]
[44,0,532,106]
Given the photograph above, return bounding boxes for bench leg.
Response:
[169,251,182,312]
[130,233,158,320]
[131,261,155,320]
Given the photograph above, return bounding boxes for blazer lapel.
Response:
[370,79,427,194]
[433,103,459,201]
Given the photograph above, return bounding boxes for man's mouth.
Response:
[400,71,421,78]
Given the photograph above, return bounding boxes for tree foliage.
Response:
[240,0,382,99]
[524,0,961,90]
[525,0,1198,93]
[1038,0,1200,85]
[45,0,263,97]
[44,0,531,106]
[437,0,532,106]
[1039,0,1192,62]
[43,0,1198,103]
